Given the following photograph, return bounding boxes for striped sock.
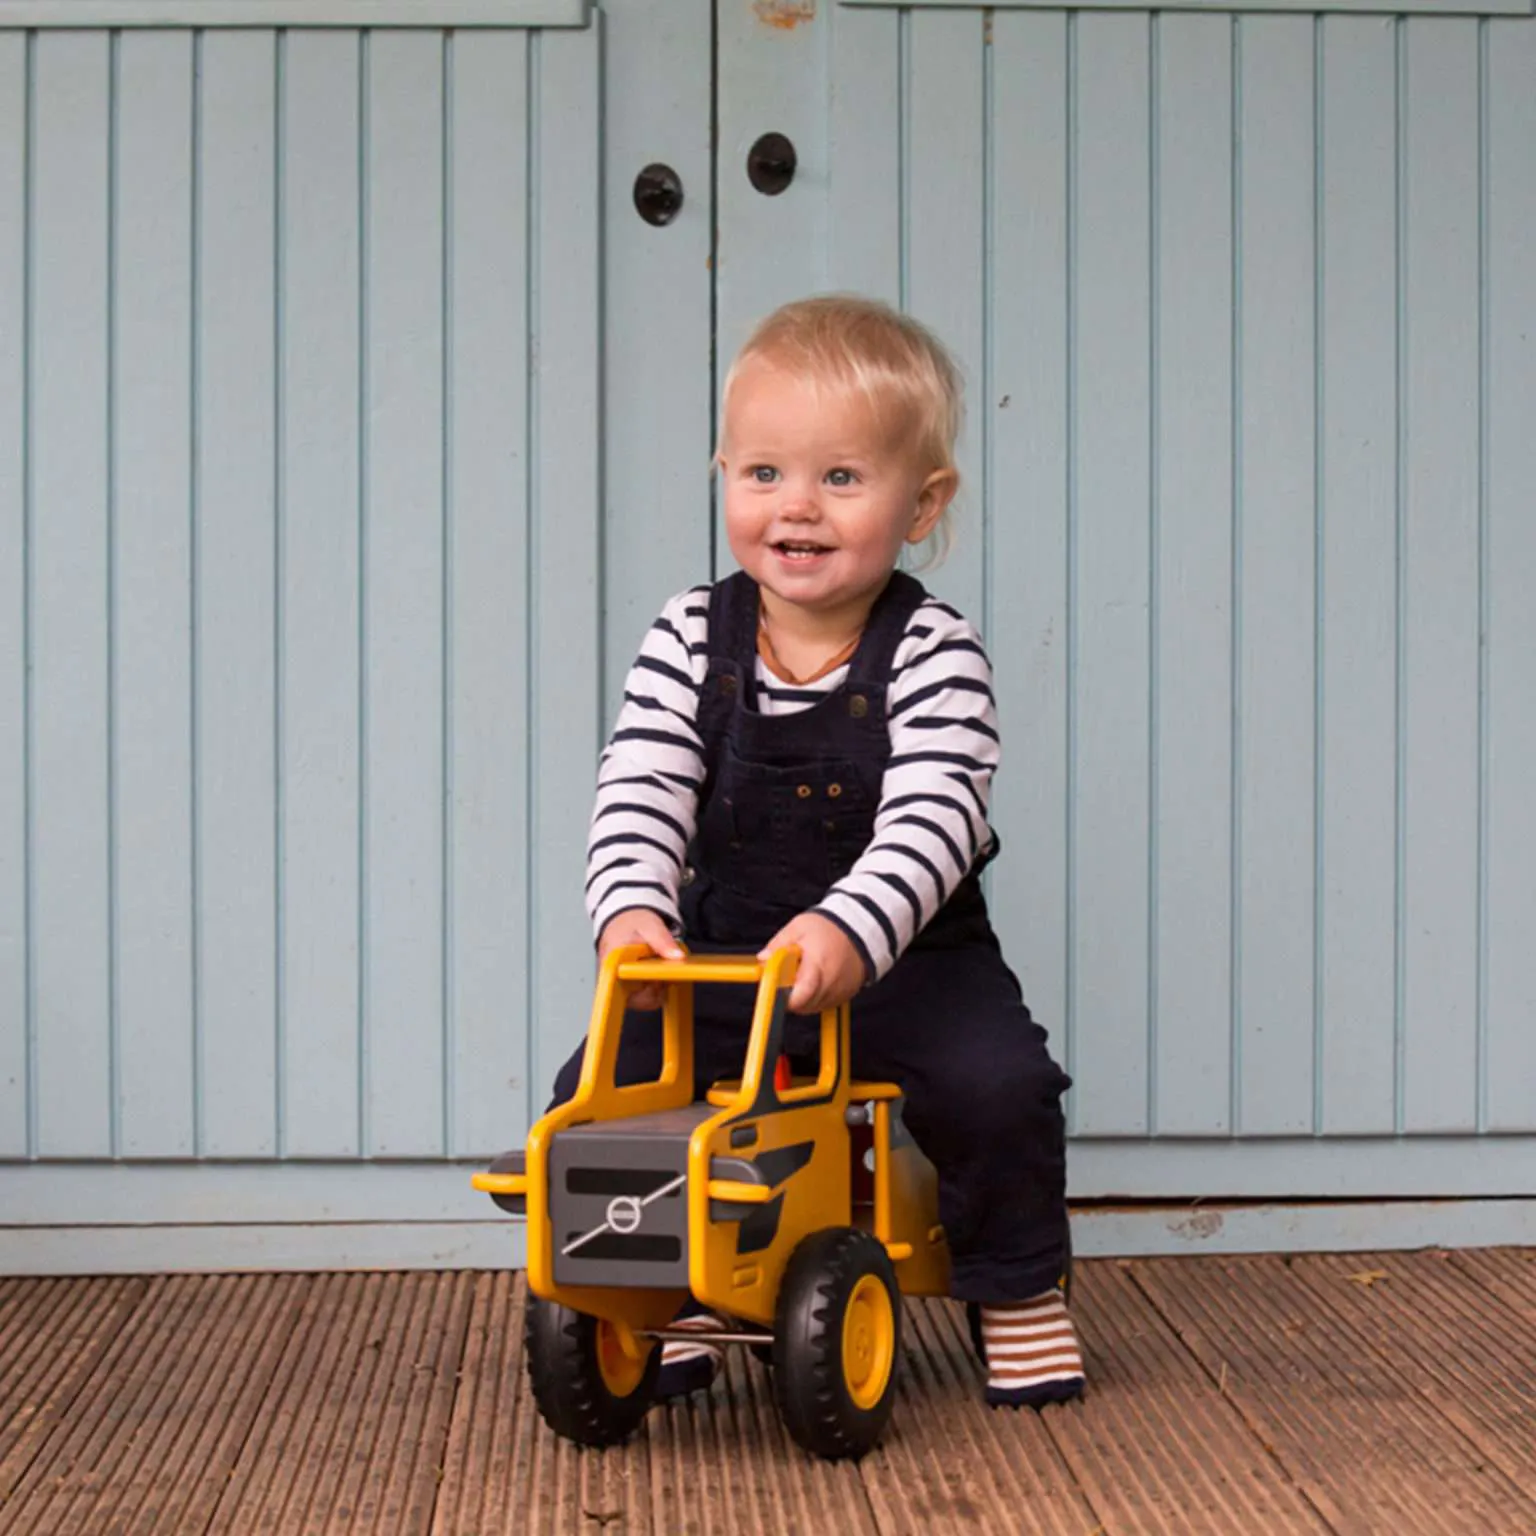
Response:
[978,1290,1085,1409]
[655,1310,725,1399]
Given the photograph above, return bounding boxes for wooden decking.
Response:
[2,1250,1533,1534]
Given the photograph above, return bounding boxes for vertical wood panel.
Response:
[114,32,195,1156]
[1234,18,1316,1135]
[600,0,711,721]
[906,11,984,626]
[527,26,601,1106]
[0,36,27,1157]
[31,34,111,1157]
[1484,24,1536,1134]
[363,31,445,1156]
[712,0,832,581]
[446,30,530,1155]
[1151,15,1234,1136]
[986,12,1070,1074]
[1400,21,1480,1134]
[279,31,362,1157]
[1317,17,1398,1136]
[0,8,1530,1202]
[1070,14,1152,1136]
[197,32,278,1156]
[713,0,829,385]
[827,5,899,304]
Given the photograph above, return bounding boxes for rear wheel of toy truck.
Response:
[524,1295,659,1447]
[773,1227,902,1461]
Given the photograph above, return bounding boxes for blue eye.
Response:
[826,468,857,487]
[750,465,778,484]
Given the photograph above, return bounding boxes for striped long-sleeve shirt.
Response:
[586,584,1000,981]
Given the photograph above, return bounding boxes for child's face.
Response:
[718,358,955,627]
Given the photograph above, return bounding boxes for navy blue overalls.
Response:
[552,570,1072,1302]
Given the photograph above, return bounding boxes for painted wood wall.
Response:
[0,22,603,1171]
[1,2,1534,1268]
[715,3,1536,1178]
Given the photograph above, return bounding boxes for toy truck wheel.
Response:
[524,1295,659,1447]
[772,1228,902,1461]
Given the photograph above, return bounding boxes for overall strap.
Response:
[844,571,929,694]
[694,571,759,751]
[704,570,761,668]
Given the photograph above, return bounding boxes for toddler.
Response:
[552,294,1082,1410]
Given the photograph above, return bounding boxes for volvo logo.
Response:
[606,1195,643,1235]
[562,1171,686,1257]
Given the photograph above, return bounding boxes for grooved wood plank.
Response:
[46,1274,303,1536]
[143,1274,310,1535]
[646,1346,876,1536]
[206,1272,470,1535]
[348,1272,473,1535]
[430,1272,529,1536]
[1,1254,1533,1534]
[3,1276,270,1534]
[0,1276,179,1533]
[0,1277,51,1337]
[1037,1262,1329,1535]
[856,1299,1096,1536]
[1132,1255,1536,1535]
[508,1305,653,1536]
[203,1273,384,1533]
[1449,1247,1536,1328]
[0,1278,150,1507]
[1289,1251,1536,1495]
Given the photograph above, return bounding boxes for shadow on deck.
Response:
[2,1250,1533,1534]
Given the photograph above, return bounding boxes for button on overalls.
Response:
[553,570,1073,1302]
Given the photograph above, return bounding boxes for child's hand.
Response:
[598,908,685,1010]
[760,913,867,1015]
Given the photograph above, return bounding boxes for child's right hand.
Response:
[598,908,685,1010]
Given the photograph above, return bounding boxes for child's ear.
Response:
[908,467,959,544]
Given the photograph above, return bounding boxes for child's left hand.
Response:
[759,913,867,1015]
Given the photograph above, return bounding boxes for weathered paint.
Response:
[754,1,816,30]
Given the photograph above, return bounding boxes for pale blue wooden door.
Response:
[716,3,1536,1203]
[0,9,641,1267]
[4,0,1535,1272]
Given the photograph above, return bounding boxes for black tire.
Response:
[524,1294,660,1448]
[773,1228,902,1461]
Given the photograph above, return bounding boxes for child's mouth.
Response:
[773,541,830,562]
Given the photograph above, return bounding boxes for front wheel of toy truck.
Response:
[773,1227,902,1461]
[524,1295,659,1447]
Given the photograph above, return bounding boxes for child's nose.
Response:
[779,481,820,517]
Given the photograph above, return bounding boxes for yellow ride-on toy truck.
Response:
[472,945,951,1461]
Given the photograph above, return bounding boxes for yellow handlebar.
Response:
[613,954,768,985]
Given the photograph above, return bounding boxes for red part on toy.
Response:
[774,1054,792,1092]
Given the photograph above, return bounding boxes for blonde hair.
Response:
[719,295,964,562]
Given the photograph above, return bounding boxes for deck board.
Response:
[646,1345,878,1536]
[430,1271,529,1536]
[0,1251,1531,1535]
[206,1270,473,1535]
[858,1298,1095,1535]
[1289,1251,1536,1497]
[1449,1246,1536,1328]
[0,1277,150,1507]
[1038,1261,1331,1535]
[1130,1254,1536,1536]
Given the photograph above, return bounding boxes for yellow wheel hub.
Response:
[595,1319,648,1398]
[841,1275,896,1411]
